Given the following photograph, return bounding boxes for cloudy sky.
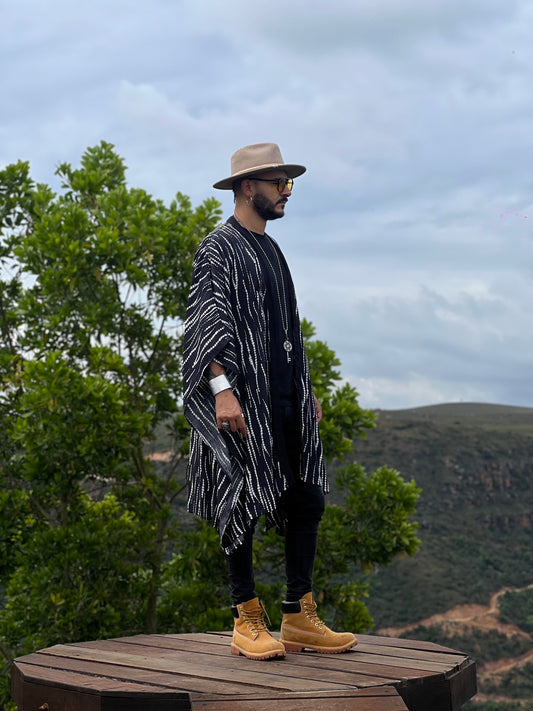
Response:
[2,0,532,410]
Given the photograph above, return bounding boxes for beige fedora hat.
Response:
[213,142,306,190]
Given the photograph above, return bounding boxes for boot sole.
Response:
[281,639,357,654]
[231,644,285,661]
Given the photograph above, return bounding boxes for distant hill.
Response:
[347,401,533,625]
[377,402,533,418]
[344,402,533,709]
[376,401,533,428]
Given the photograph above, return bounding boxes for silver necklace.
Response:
[236,218,293,363]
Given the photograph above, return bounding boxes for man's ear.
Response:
[240,178,253,199]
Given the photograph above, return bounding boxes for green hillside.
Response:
[343,402,533,624]
[344,402,533,709]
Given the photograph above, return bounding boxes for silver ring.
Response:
[240,413,244,418]
[221,422,230,431]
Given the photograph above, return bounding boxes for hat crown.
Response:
[231,143,284,176]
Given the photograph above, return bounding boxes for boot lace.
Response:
[241,601,270,635]
[302,597,325,630]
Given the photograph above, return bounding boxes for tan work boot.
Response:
[280,592,357,654]
[231,597,286,660]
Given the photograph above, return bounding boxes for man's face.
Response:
[249,170,292,222]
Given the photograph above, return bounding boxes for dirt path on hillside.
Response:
[379,584,533,641]
[147,451,174,462]
[377,584,533,687]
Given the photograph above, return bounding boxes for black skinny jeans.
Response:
[226,402,325,605]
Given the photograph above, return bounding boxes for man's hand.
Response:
[216,389,247,436]
[313,394,323,423]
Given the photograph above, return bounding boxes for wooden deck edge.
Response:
[11,663,192,711]
[189,687,405,702]
[450,658,478,709]
[394,657,477,711]
[187,686,409,711]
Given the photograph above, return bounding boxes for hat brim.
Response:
[213,163,306,190]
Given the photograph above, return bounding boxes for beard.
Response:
[252,193,285,221]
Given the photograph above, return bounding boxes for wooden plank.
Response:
[190,687,408,710]
[267,650,440,682]
[13,662,178,693]
[38,644,358,693]
[354,641,466,666]
[116,633,469,677]
[63,639,410,686]
[190,688,404,703]
[105,634,230,652]
[105,633,467,668]
[72,636,453,678]
[275,648,454,676]
[335,652,460,674]
[356,634,466,654]
[171,629,469,658]
[165,630,464,655]
[14,654,272,696]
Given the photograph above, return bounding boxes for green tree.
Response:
[0,143,420,709]
[0,143,221,690]
[302,319,377,461]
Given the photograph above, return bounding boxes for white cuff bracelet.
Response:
[209,374,231,396]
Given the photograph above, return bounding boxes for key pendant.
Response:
[283,340,293,363]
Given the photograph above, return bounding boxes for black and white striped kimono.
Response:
[183,218,327,554]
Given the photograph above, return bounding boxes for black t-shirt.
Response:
[231,218,296,403]
[228,216,301,481]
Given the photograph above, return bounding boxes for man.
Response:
[183,143,356,660]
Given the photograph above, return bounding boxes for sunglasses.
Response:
[251,177,294,193]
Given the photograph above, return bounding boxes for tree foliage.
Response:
[0,143,420,709]
[302,320,377,461]
[0,141,222,666]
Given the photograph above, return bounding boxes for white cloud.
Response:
[356,375,490,411]
[2,0,533,408]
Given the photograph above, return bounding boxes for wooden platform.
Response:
[12,632,477,711]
